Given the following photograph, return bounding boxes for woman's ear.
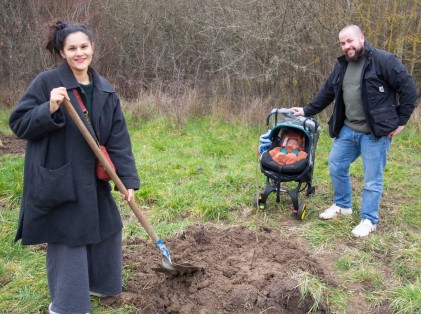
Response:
[60,50,66,59]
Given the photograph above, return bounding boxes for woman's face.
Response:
[60,31,94,75]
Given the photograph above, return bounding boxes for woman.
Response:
[9,21,139,314]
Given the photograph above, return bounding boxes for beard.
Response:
[345,46,364,62]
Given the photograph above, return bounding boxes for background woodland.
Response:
[0,0,420,116]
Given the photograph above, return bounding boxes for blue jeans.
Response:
[328,125,391,224]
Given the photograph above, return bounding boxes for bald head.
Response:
[339,25,365,61]
[339,25,363,38]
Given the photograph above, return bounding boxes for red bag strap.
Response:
[73,88,87,113]
[72,88,100,146]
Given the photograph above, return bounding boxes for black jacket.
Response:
[9,63,140,246]
[303,42,418,138]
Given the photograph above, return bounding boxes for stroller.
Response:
[254,108,321,220]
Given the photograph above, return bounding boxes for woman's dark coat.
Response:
[9,62,140,246]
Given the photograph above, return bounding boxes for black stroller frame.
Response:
[254,108,321,220]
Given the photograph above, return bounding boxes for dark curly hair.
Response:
[45,20,93,60]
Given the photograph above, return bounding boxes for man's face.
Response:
[339,29,365,62]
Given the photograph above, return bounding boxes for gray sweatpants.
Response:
[47,231,122,314]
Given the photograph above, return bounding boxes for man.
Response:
[291,25,418,237]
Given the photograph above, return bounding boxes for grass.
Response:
[0,108,12,134]
[1,109,420,313]
[293,271,327,312]
[388,278,421,314]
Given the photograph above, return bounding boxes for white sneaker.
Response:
[49,303,59,314]
[49,302,90,314]
[319,204,352,219]
[90,291,105,297]
[352,219,377,237]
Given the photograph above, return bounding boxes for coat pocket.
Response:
[370,106,399,137]
[35,162,77,208]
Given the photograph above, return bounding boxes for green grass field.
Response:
[0,107,420,313]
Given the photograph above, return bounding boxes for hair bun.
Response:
[57,21,68,30]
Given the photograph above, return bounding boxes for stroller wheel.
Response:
[297,201,307,220]
[254,192,266,210]
[306,186,316,197]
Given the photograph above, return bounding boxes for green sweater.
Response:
[80,81,93,122]
[342,55,370,134]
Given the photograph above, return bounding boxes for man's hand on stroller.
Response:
[291,107,305,116]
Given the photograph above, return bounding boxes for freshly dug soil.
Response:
[107,224,338,313]
[0,134,26,156]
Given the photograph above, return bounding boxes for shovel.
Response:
[62,98,199,274]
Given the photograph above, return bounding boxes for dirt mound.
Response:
[0,134,26,156]
[107,224,338,313]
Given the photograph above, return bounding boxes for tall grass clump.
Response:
[388,278,421,314]
[293,271,328,313]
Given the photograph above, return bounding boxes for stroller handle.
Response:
[271,108,294,115]
[266,108,295,126]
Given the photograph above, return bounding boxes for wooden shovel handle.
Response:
[62,98,159,243]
